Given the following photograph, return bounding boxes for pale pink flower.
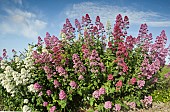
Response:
[115,104,121,111]
[137,80,145,89]
[46,90,52,96]
[59,90,66,100]
[99,87,106,95]
[78,75,84,80]
[92,90,99,99]
[43,102,48,107]
[38,91,43,96]
[34,82,42,91]
[69,81,77,89]
[54,80,60,88]
[107,74,114,80]
[115,80,122,87]
[50,106,56,112]
[104,101,112,109]
[129,77,136,85]
[128,102,136,109]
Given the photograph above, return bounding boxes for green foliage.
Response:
[151,66,170,103]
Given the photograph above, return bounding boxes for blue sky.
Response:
[0,0,170,63]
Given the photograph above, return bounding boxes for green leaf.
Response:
[90,98,94,106]
[58,100,67,109]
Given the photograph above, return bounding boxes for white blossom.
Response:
[24,99,29,104]
[28,84,36,92]
[23,105,31,112]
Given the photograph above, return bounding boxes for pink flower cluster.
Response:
[137,80,145,89]
[46,90,52,96]
[141,96,152,107]
[34,82,42,91]
[116,42,128,58]
[125,35,136,50]
[53,79,60,88]
[43,102,48,107]
[59,90,67,100]
[92,87,106,99]
[128,102,136,109]
[115,80,123,90]
[82,44,90,59]
[89,50,105,73]
[72,54,86,74]
[2,49,7,58]
[104,101,112,109]
[141,57,160,79]
[44,32,60,48]
[129,77,137,85]
[61,18,75,40]
[50,106,56,112]
[37,36,43,46]
[56,66,67,76]
[75,19,81,32]
[69,81,77,89]
[107,74,114,80]
[150,30,168,66]
[78,75,84,80]
[115,104,121,111]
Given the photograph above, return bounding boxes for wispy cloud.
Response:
[13,0,23,5]
[0,8,47,39]
[64,2,170,27]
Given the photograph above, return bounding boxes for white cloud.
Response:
[64,2,170,27]
[0,8,47,39]
[13,0,22,5]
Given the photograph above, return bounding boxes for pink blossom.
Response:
[95,16,100,25]
[141,96,152,107]
[59,90,66,100]
[54,80,60,88]
[99,87,106,95]
[38,91,43,96]
[37,36,43,46]
[47,74,52,79]
[46,90,52,96]
[107,74,114,80]
[128,102,136,109]
[137,80,145,89]
[56,66,67,76]
[50,106,56,112]
[115,80,122,87]
[34,82,42,91]
[3,49,7,58]
[43,102,48,107]
[69,81,77,89]
[92,90,99,99]
[78,75,84,80]
[104,101,112,109]
[129,78,136,85]
[115,104,121,111]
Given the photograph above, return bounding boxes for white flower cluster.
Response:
[23,45,35,70]
[0,45,36,95]
[23,105,31,112]
[23,97,31,112]
[27,84,36,93]
[0,60,8,69]
[0,66,16,95]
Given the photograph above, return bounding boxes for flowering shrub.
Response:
[0,14,170,111]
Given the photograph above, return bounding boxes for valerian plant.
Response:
[0,14,170,112]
